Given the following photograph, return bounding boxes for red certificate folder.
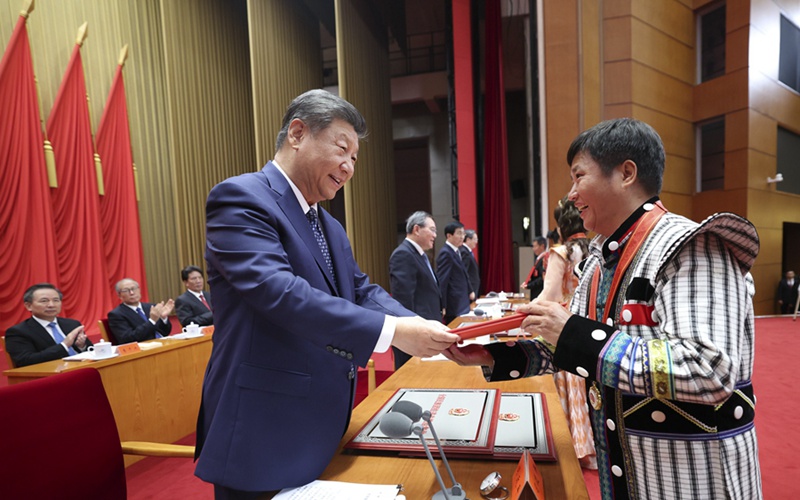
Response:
[450,312,527,340]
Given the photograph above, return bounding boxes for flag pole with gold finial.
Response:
[75,22,105,196]
[117,44,139,201]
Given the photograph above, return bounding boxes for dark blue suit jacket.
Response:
[389,239,442,321]
[174,290,213,327]
[459,245,481,297]
[5,317,91,367]
[436,244,472,319]
[194,162,413,491]
[107,303,173,344]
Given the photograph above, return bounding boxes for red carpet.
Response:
[2,318,796,497]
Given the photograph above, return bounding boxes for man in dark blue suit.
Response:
[194,90,459,498]
[107,278,173,344]
[459,229,481,297]
[389,211,444,369]
[5,283,92,367]
[174,265,213,327]
[436,221,475,324]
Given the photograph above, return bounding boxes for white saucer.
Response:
[90,352,119,361]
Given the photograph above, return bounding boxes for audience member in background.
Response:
[777,270,798,314]
[460,229,481,297]
[521,235,548,298]
[436,221,474,324]
[538,197,595,468]
[108,278,173,343]
[193,90,458,497]
[389,211,444,369]
[175,265,214,327]
[445,118,762,499]
[5,283,92,367]
[547,228,560,248]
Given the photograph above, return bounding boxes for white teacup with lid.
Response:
[182,322,200,336]
[88,339,113,358]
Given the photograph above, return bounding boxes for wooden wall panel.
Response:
[632,0,695,46]
[581,0,602,129]
[631,62,693,121]
[693,69,749,121]
[692,188,748,220]
[662,154,696,194]
[248,0,321,167]
[335,0,396,289]
[630,17,695,84]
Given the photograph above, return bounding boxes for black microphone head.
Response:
[391,400,423,422]
[379,411,415,438]
[473,308,485,316]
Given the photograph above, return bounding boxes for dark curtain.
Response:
[0,16,60,335]
[480,0,514,293]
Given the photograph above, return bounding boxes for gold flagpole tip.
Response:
[118,44,129,67]
[21,0,34,18]
[76,22,88,46]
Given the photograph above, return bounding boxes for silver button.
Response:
[608,241,619,251]
[651,410,666,423]
[606,419,616,431]
[612,465,623,477]
[734,406,744,420]
[591,329,607,341]
[509,370,520,379]
[621,309,633,323]
[576,366,589,378]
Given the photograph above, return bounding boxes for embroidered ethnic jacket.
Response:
[486,206,762,500]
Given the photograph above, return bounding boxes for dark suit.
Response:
[5,317,92,367]
[194,162,414,492]
[777,278,799,314]
[525,252,547,299]
[459,245,481,297]
[436,243,472,324]
[389,239,443,368]
[107,303,172,344]
[175,290,213,327]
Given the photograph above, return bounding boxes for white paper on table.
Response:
[421,334,492,362]
[273,480,400,499]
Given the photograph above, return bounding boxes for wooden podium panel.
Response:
[322,358,589,499]
[3,335,212,466]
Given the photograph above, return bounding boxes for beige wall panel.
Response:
[631,105,695,159]
[335,0,396,289]
[726,26,750,74]
[724,148,750,190]
[603,0,632,18]
[660,192,692,218]
[692,188,748,220]
[726,109,749,154]
[631,62,694,121]
[693,69,749,121]
[248,0,321,167]
[727,0,751,32]
[604,61,632,105]
[746,188,800,228]
[750,0,782,35]
[604,103,635,118]
[603,17,632,62]
[160,0,256,296]
[632,0,695,46]
[631,18,695,85]
[693,0,718,10]
[755,227,783,263]
[662,154,695,195]
[749,70,800,131]
[746,148,778,188]
[748,110,777,156]
[750,263,778,315]
[581,0,602,129]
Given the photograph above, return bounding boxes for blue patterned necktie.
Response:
[136,306,147,320]
[48,321,77,356]
[306,207,337,288]
[422,252,436,280]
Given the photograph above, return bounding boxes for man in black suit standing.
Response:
[108,278,173,344]
[389,211,444,368]
[460,229,481,298]
[437,221,475,325]
[175,265,213,327]
[5,283,92,367]
[777,270,798,314]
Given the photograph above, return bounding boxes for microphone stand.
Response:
[422,411,465,499]
[411,425,453,500]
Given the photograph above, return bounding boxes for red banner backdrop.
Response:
[481,0,514,293]
[96,62,149,302]
[46,43,113,330]
[0,15,60,335]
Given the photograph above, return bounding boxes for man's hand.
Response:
[516,300,572,345]
[469,292,476,301]
[442,343,494,367]
[162,299,175,319]
[149,302,164,321]
[392,317,459,358]
[64,325,86,349]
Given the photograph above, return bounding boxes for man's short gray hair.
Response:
[275,89,367,151]
[405,211,432,234]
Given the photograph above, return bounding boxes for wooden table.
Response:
[3,335,212,465]
[321,358,589,499]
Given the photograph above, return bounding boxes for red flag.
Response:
[46,41,113,331]
[96,60,149,302]
[0,15,60,335]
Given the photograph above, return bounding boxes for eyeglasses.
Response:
[118,286,140,295]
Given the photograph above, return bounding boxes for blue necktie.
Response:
[307,208,337,288]
[48,321,77,356]
[136,307,147,320]
[422,253,436,281]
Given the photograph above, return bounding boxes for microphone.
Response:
[389,401,466,500]
[473,308,485,317]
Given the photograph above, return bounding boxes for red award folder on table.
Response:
[450,312,527,340]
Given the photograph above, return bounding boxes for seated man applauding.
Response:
[6,283,92,367]
[174,265,213,327]
[108,278,173,344]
